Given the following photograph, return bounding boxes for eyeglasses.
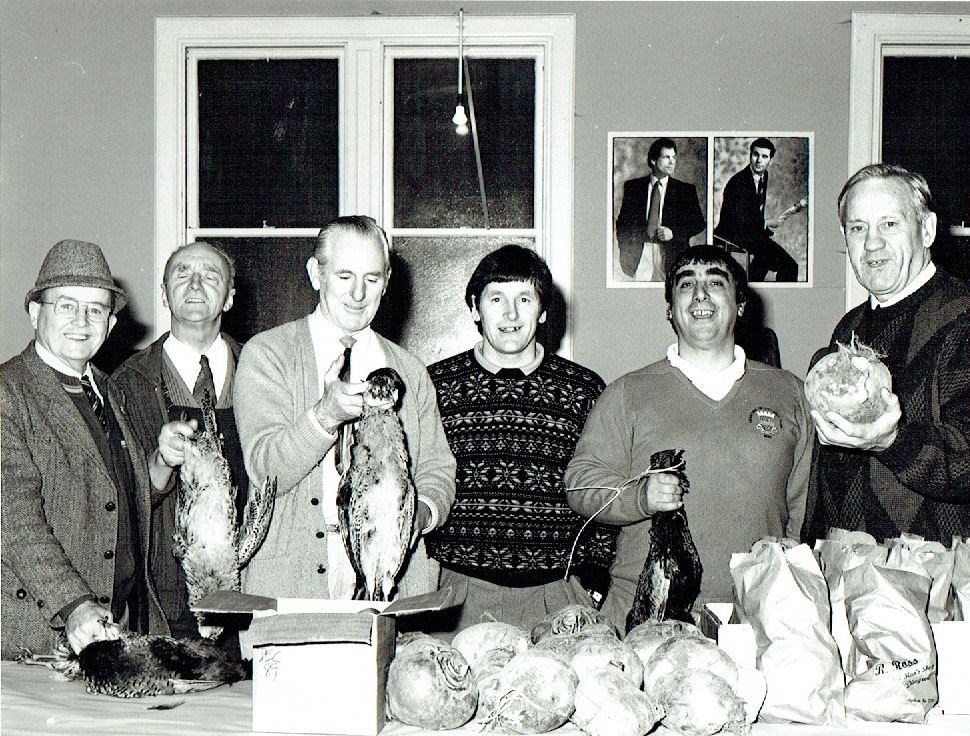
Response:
[38,297,111,323]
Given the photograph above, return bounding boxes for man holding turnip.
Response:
[802,164,970,546]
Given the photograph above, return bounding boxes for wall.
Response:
[2,1,962,381]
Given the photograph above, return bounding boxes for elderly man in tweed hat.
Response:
[1,239,175,659]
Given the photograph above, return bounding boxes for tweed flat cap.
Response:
[24,239,127,314]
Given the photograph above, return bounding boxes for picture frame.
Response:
[608,131,813,288]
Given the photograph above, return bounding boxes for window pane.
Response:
[216,237,319,344]
[197,59,339,228]
[376,236,535,365]
[393,58,535,229]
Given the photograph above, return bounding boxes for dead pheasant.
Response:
[173,391,275,637]
[18,628,248,698]
[337,367,416,601]
[626,449,702,632]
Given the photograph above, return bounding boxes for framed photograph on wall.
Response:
[712,133,813,286]
[607,131,813,288]
[609,133,709,286]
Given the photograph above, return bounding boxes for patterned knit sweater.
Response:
[804,270,970,544]
[426,350,615,586]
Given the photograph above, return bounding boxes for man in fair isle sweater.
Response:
[426,245,615,633]
[803,165,970,545]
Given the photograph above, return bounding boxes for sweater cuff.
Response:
[635,482,653,520]
[419,499,439,534]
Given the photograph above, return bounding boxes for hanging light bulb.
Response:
[453,8,468,135]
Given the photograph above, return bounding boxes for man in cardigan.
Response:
[113,241,243,637]
[803,164,970,545]
[234,216,455,600]
[426,245,615,632]
[1,240,172,658]
[566,245,812,632]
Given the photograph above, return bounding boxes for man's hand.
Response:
[655,226,673,243]
[765,216,783,230]
[811,388,901,451]
[409,502,432,550]
[156,419,198,468]
[314,353,367,434]
[65,600,120,654]
[641,472,683,515]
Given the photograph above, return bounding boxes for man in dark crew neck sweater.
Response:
[803,164,970,546]
[426,244,616,633]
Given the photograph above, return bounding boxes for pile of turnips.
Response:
[384,605,766,736]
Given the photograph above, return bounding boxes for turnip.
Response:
[478,649,577,733]
[804,335,892,423]
[451,621,529,677]
[570,635,644,688]
[572,666,664,736]
[642,636,738,697]
[624,618,705,669]
[655,669,749,736]
[530,604,615,643]
[385,635,477,730]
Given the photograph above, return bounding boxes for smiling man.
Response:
[112,241,244,637]
[566,244,812,630]
[803,164,970,545]
[1,240,172,658]
[233,216,455,600]
[426,244,614,632]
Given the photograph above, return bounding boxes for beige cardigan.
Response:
[234,316,456,599]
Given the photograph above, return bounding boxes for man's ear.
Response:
[106,314,118,336]
[539,310,547,325]
[223,288,235,313]
[306,257,322,291]
[921,212,938,250]
[28,301,40,329]
[381,267,392,296]
[161,282,169,309]
[470,296,481,323]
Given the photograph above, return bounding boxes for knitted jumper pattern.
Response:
[426,350,614,584]
[806,271,970,543]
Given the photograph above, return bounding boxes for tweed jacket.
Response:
[234,316,457,599]
[112,332,241,627]
[1,343,169,658]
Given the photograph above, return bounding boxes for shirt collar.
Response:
[868,262,936,309]
[308,304,376,346]
[34,340,102,398]
[163,332,229,390]
[473,341,545,376]
[650,174,668,188]
[666,343,746,400]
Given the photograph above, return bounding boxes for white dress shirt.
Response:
[34,341,105,403]
[869,262,936,308]
[163,333,230,400]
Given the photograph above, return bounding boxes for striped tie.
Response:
[334,336,356,475]
[80,375,108,433]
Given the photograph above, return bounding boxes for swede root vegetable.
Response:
[572,666,664,736]
[624,618,705,670]
[530,604,615,644]
[642,636,739,697]
[655,669,749,736]
[385,635,477,730]
[451,621,529,677]
[804,334,892,423]
[570,635,644,688]
[477,649,577,734]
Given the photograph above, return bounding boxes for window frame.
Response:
[155,15,576,355]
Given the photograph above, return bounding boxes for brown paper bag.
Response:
[885,534,954,623]
[814,533,888,675]
[951,537,970,621]
[730,539,845,725]
[842,562,937,723]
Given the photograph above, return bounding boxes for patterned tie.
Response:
[757,174,767,212]
[193,354,216,405]
[80,375,108,433]
[334,335,356,475]
[645,179,662,242]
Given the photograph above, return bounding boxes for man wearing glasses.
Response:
[1,239,173,659]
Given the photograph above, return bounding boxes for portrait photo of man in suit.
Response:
[713,135,811,284]
[612,136,707,283]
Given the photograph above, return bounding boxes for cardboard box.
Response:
[194,585,464,736]
[701,603,970,715]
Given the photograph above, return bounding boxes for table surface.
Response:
[2,661,969,736]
